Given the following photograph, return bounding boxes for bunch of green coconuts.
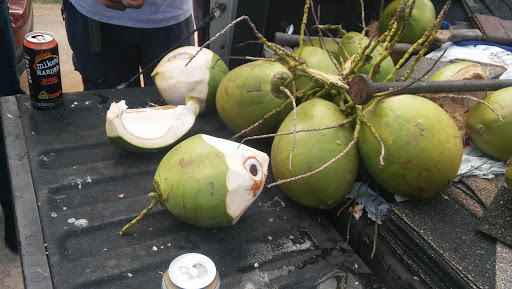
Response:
[108,0,512,234]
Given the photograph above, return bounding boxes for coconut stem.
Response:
[240,115,356,144]
[317,26,349,69]
[119,198,159,235]
[400,0,452,81]
[364,0,411,81]
[298,0,310,49]
[230,97,294,140]
[358,0,413,81]
[347,0,407,77]
[358,0,366,30]
[306,0,344,76]
[268,122,360,187]
[344,29,369,77]
[280,87,298,171]
[359,116,385,167]
[190,15,296,68]
[315,24,352,62]
[315,25,347,36]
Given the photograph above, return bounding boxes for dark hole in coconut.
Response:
[249,163,259,177]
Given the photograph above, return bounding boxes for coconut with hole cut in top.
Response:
[152,46,228,113]
[153,134,269,228]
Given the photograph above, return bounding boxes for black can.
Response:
[23,31,63,109]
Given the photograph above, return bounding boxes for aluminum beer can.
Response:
[162,253,220,289]
[23,31,63,109]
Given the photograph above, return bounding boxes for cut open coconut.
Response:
[106,99,198,152]
[152,46,228,113]
[119,134,270,234]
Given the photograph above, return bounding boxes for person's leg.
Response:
[99,22,141,88]
[0,0,22,252]
[63,0,107,90]
[0,0,25,96]
[138,15,195,87]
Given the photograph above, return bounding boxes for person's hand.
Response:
[121,0,145,8]
[97,0,145,11]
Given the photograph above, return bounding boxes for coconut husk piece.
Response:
[425,62,487,140]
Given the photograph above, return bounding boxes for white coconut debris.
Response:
[67,218,89,227]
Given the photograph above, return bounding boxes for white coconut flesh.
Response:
[152,47,214,112]
[106,100,197,149]
[202,135,269,223]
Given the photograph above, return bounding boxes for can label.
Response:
[162,253,220,289]
[23,31,63,109]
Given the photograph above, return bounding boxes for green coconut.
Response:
[358,94,463,199]
[427,62,487,139]
[216,60,294,136]
[271,98,358,208]
[152,46,229,113]
[292,46,340,92]
[302,38,343,65]
[379,0,436,44]
[341,31,396,82]
[105,99,199,153]
[120,134,269,234]
[466,87,512,161]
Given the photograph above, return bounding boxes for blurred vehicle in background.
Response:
[8,0,33,75]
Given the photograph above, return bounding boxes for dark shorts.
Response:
[62,0,195,90]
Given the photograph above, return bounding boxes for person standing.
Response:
[1,0,26,252]
[62,0,195,90]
